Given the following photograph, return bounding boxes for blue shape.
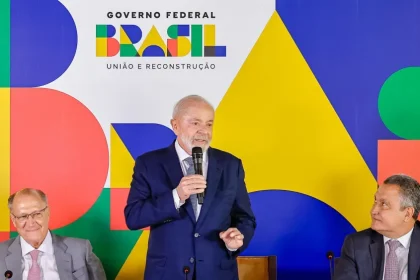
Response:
[107,25,116,37]
[112,123,176,159]
[178,25,190,37]
[142,46,166,57]
[215,46,226,57]
[243,190,355,280]
[11,0,78,87]
[276,0,420,178]
[122,25,142,44]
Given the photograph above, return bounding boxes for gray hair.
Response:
[8,188,48,211]
[172,95,214,118]
[383,174,420,219]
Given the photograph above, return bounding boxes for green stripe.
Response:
[191,25,203,57]
[0,0,10,87]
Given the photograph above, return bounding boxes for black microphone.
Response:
[326,251,334,280]
[192,147,204,204]
[183,266,190,280]
[4,270,12,279]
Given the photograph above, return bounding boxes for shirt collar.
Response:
[383,227,414,249]
[21,230,54,256]
[175,140,208,163]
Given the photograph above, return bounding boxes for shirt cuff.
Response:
[226,245,238,251]
[172,189,185,209]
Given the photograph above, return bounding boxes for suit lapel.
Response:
[408,221,420,280]
[163,143,196,222]
[52,234,73,280]
[5,237,23,280]
[370,230,385,280]
[196,147,222,229]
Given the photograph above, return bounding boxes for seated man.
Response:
[334,174,420,280]
[0,188,106,280]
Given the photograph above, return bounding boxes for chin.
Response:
[371,221,383,231]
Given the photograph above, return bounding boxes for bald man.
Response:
[0,188,106,280]
[124,95,256,280]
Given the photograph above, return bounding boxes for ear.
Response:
[10,215,16,228]
[171,119,179,135]
[405,207,415,221]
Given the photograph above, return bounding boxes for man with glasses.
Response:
[0,188,106,280]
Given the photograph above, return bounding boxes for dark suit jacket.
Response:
[124,143,256,280]
[334,221,420,280]
[0,232,106,280]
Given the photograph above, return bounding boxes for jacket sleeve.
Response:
[124,156,181,230]
[85,240,107,280]
[229,159,257,257]
[334,235,359,280]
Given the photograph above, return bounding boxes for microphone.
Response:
[4,270,12,279]
[326,251,334,280]
[183,266,190,280]
[192,147,204,204]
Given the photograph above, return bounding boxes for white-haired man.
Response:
[125,95,256,280]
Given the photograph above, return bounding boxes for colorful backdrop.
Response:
[1,0,419,279]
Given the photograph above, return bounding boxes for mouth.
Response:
[25,228,40,232]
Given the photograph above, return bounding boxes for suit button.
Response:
[190,257,195,263]
[194,233,200,237]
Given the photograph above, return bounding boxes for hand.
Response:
[176,175,206,202]
[219,228,244,250]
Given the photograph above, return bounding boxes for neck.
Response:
[380,223,415,239]
[25,232,48,249]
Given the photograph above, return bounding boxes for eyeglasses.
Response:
[11,206,48,223]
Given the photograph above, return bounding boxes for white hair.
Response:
[172,95,214,118]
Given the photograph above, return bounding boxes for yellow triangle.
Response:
[0,88,10,231]
[116,230,149,279]
[212,12,376,231]
[138,26,167,56]
[120,27,132,45]
[110,126,135,188]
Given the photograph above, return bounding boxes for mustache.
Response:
[193,137,208,141]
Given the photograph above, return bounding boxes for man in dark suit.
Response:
[124,95,256,280]
[334,174,420,280]
[0,188,106,280]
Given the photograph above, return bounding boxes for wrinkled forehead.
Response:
[12,194,45,214]
[375,184,402,200]
[182,103,214,119]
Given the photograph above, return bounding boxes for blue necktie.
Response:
[184,157,198,220]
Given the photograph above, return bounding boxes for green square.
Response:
[96,25,108,38]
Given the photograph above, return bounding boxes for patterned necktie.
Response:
[28,250,41,280]
[384,239,400,280]
[184,157,198,220]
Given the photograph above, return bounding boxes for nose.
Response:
[26,215,37,226]
[371,204,379,215]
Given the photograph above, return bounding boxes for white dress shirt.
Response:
[21,231,60,280]
[172,139,208,214]
[382,227,414,280]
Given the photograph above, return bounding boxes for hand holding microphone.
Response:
[176,147,206,203]
[176,175,206,202]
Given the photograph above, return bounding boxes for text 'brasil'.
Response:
[96,24,226,57]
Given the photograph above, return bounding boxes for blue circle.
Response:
[11,0,78,87]
[242,190,355,280]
